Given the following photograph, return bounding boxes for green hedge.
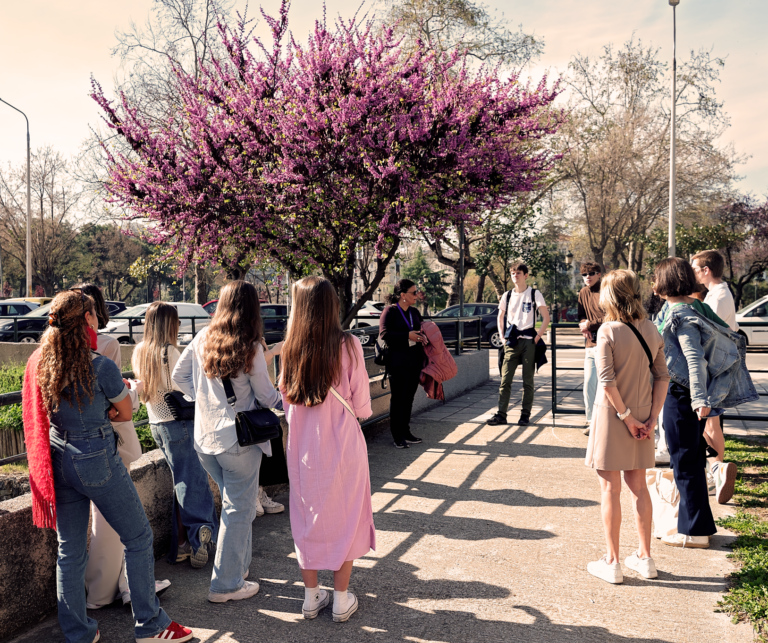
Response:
[0,365,25,433]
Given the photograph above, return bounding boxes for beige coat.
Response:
[585,320,670,471]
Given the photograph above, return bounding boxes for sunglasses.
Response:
[581,271,599,277]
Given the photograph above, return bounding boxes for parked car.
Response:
[0,300,125,343]
[260,304,289,344]
[203,299,218,316]
[22,297,53,305]
[102,302,212,344]
[735,295,768,345]
[432,303,501,348]
[0,300,39,316]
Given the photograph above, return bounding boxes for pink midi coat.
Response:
[281,336,375,570]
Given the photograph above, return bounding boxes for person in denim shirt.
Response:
[29,290,193,643]
[654,259,758,550]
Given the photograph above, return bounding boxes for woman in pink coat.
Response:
[280,276,374,623]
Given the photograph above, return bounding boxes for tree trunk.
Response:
[485,265,506,300]
[475,273,486,303]
[194,264,207,305]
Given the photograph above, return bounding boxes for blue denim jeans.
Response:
[197,442,262,594]
[151,420,218,562]
[583,348,599,423]
[50,424,171,643]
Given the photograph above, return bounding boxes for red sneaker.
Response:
[136,621,193,642]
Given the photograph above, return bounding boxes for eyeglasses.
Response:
[581,271,599,277]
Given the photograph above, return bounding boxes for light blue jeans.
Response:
[50,424,171,643]
[197,442,263,594]
[584,348,599,423]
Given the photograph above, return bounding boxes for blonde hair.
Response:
[132,302,180,403]
[37,290,96,413]
[599,270,646,324]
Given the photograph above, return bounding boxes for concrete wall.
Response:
[0,349,488,641]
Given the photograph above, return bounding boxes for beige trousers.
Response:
[84,390,143,606]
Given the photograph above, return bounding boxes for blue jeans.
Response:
[197,442,262,594]
[583,348,599,423]
[151,420,218,562]
[50,424,171,643]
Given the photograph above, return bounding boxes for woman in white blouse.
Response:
[133,302,218,570]
[173,281,283,604]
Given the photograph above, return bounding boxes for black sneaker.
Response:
[394,440,410,449]
[404,434,423,444]
[518,414,530,426]
[487,413,508,426]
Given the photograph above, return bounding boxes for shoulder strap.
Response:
[162,344,172,389]
[622,322,653,370]
[222,377,237,407]
[329,385,356,420]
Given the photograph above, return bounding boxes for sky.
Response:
[1,0,766,197]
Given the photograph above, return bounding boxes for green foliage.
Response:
[715,438,768,639]
[402,247,449,312]
[132,405,157,451]
[0,364,25,433]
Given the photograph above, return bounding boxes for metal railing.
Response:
[550,321,768,424]
[0,314,484,466]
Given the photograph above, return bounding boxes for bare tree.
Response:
[0,148,87,295]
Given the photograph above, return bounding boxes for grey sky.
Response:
[1,0,765,196]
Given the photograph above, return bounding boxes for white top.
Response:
[145,345,183,424]
[704,282,738,332]
[172,327,283,456]
[501,287,547,331]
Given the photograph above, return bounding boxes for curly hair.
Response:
[202,281,263,379]
[37,290,96,413]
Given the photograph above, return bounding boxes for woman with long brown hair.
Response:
[173,280,283,603]
[22,290,192,643]
[133,302,217,569]
[280,276,374,623]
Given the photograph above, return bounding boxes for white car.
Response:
[735,294,768,345]
[353,300,386,327]
[102,302,211,344]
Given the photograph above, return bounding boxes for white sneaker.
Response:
[706,468,716,496]
[332,590,359,623]
[661,533,710,549]
[714,462,737,504]
[303,587,330,619]
[208,580,260,603]
[258,486,285,514]
[655,450,670,466]
[120,579,172,606]
[624,551,658,579]
[587,555,623,584]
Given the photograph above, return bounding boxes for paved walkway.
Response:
[10,351,766,643]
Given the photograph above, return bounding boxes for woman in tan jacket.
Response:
[585,270,670,584]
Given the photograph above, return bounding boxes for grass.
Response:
[716,437,768,640]
[0,364,25,433]
[0,461,29,474]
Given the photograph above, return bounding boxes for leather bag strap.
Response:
[329,386,356,420]
[622,322,653,370]
[222,377,237,407]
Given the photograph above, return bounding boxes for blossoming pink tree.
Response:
[93,2,563,325]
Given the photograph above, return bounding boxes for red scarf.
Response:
[22,349,56,529]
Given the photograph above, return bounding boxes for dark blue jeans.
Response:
[663,383,717,536]
[150,420,218,563]
[50,424,171,643]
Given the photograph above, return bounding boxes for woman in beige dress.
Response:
[585,270,670,584]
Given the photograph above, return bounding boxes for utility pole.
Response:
[668,0,680,257]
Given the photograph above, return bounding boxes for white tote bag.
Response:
[646,468,680,538]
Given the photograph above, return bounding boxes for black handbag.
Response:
[374,337,389,366]
[222,377,282,447]
[162,345,195,421]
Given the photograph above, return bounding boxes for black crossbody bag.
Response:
[162,344,196,421]
[622,322,653,369]
[222,377,282,447]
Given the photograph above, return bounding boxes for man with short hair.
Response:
[577,262,605,436]
[691,249,738,504]
[488,263,550,426]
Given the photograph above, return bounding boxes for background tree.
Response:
[93,2,563,327]
[401,246,449,313]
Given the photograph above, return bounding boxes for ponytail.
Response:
[386,279,416,305]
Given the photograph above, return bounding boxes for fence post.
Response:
[129,318,134,344]
[454,319,461,356]
[191,317,196,338]
[13,318,18,343]
[551,323,558,418]
[477,317,481,351]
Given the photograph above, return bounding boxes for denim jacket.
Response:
[660,303,758,411]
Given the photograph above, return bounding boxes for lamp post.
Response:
[0,97,32,295]
[668,0,680,257]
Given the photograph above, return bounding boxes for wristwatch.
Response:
[617,408,632,421]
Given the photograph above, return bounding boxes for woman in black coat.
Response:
[379,279,429,448]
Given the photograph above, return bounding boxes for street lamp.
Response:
[668,0,680,257]
[553,250,574,323]
[0,97,32,295]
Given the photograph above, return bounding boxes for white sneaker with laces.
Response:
[333,590,359,623]
[303,587,330,619]
[661,533,710,548]
[714,462,737,504]
[208,580,260,603]
[706,468,716,496]
[120,579,172,606]
[258,486,285,514]
[624,551,658,579]
[586,555,623,584]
